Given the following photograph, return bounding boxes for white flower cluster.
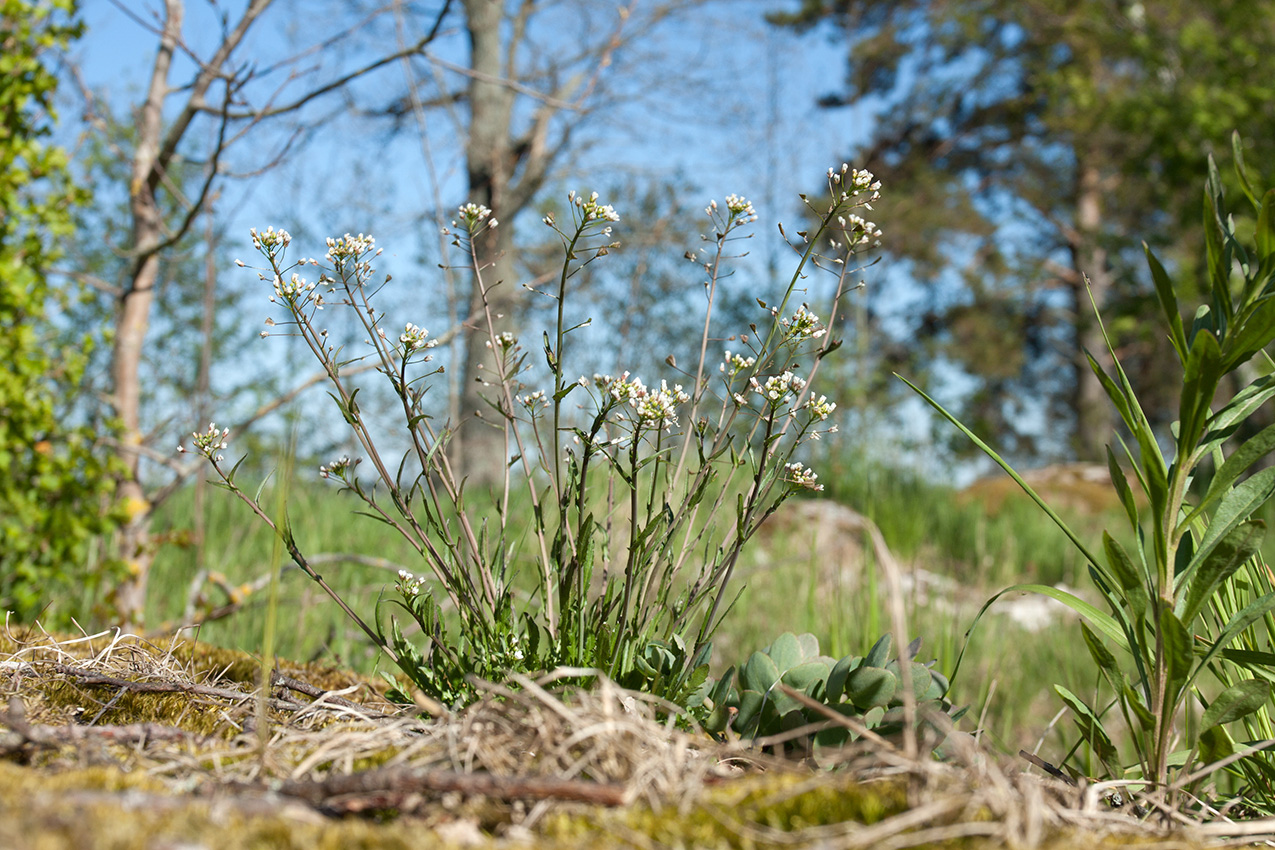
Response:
[319,455,359,479]
[804,394,837,421]
[251,226,291,253]
[178,422,229,462]
[517,389,548,411]
[782,305,826,341]
[396,569,426,599]
[485,331,517,351]
[633,380,690,430]
[454,203,497,232]
[828,163,882,204]
[719,350,757,379]
[594,372,688,430]
[270,272,320,306]
[838,213,883,246]
[570,191,619,225]
[725,193,758,224]
[399,323,435,352]
[751,371,807,407]
[783,461,823,491]
[325,232,377,263]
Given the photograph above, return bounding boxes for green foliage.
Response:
[917,139,1275,801]
[776,1,1275,460]
[705,631,959,755]
[0,0,124,625]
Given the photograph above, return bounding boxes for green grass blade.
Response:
[897,374,1104,574]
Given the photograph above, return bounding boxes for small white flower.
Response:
[250,226,292,254]
[570,190,620,224]
[782,305,826,341]
[319,455,359,479]
[400,323,433,352]
[805,394,837,421]
[783,461,823,491]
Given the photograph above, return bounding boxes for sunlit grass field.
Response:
[145,453,1179,756]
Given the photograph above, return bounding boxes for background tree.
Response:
[70,0,451,628]
[376,0,708,486]
[773,0,1275,462]
[0,0,123,625]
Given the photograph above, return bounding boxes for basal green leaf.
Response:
[1161,609,1193,707]
[768,632,802,672]
[1123,683,1155,732]
[846,665,896,710]
[1198,725,1235,769]
[864,633,892,669]
[740,650,780,693]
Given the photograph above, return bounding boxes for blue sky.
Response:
[65,1,963,479]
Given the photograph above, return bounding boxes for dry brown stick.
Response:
[271,766,628,807]
[0,697,195,752]
[52,663,303,712]
[269,671,400,721]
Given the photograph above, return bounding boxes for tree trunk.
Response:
[452,0,519,488]
[1069,160,1116,463]
[108,0,181,629]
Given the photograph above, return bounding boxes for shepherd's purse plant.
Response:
[181,166,883,712]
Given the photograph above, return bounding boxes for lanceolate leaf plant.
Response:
[907,134,1275,800]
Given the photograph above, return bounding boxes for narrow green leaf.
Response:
[1191,422,1275,527]
[1161,609,1193,707]
[1189,592,1275,692]
[1188,469,1275,576]
[898,374,1104,572]
[1086,351,1134,430]
[1144,244,1188,362]
[1081,621,1123,699]
[1233,132,1258,208]
[1178,329,1223,454]
[1201,679,1271,732]
[1178,520,1265,625]
[1223,296,1275,372]
[1123,683,1155,732]
[1256,188,1275,259]
[1206,373,1275,437]
[1104,532,1148,622]
[1106,447,1139,531]
[1054,684,1120,768]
